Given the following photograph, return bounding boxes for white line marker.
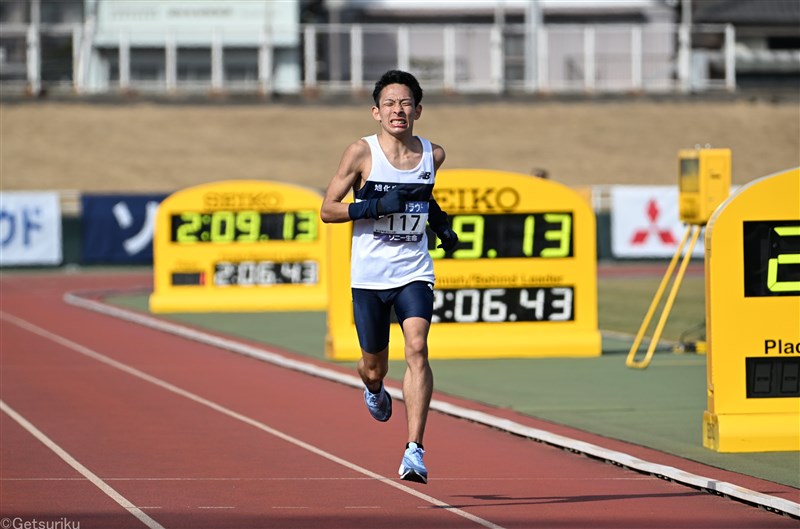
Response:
[1,310,506,529]
[56,292,800,519]
[2,475,651,482]
[0,400,166,529]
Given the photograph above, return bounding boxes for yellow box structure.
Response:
[150,180,328,313]
[325,169,601,361]
[703,167,800,452]
[678,147,731,225]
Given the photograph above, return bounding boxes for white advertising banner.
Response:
[0,192,63,266]
[610,186,705,259]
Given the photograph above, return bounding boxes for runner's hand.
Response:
[428,198,459,252]
[348,187,411,220]
[376,186,411,216]
[436,226,459,252]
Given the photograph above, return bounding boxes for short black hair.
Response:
[372,70,423,106]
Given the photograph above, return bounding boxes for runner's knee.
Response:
[404,334,428,358]
[360,353,389,383]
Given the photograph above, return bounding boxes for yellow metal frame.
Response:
[625,224,702,369]
[627,148,731,369]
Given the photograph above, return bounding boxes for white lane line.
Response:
[0,400,166,529]
[0,311,506,529]
[2,476,652,482]
[59,292,800,519]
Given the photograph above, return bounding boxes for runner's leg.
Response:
[400,316,432,444]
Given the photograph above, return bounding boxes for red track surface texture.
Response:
[1,273,797,529]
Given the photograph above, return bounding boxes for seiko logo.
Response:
[434,187,520,212]
[418,171,432,180]
[203,192,283,209]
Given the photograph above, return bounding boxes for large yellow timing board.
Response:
[325,169,601,361]
[150,180,327,313]
[703,167,800,452]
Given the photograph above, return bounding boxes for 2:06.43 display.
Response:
[432,287,574,323]
[214,260,318,286]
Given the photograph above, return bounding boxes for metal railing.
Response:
[0,21,737,96]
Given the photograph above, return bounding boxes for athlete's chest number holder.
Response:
[703,167,800,452]
[150,180,328,313]
[373,201,429,242]
[325,169,601,360]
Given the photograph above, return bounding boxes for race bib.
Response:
[373,201,429,242]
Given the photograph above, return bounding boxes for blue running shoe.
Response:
[398,442,427,484]
[364,383,392,422]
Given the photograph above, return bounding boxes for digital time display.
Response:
[743,220,800,297]
[745,357,800,399]
[171,210,318,244]
[427,213,573,259]
[214,260,317,286]
[432,287,574,323]
[150,180,328,313]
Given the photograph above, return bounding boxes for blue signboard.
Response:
[81,194,167,264]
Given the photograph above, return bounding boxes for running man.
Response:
[320,70,458,484]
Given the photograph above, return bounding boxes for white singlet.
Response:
[350,134,436,289]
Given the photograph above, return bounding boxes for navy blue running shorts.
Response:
[351,281,434,354]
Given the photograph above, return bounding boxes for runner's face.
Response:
[372,84,421,133]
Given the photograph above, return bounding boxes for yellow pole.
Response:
[641,225,702,365]
[626,225,691,367]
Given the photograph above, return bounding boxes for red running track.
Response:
[0,272,797,529]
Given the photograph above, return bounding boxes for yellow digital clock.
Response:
[171,210,318,244]
[149,180,328,313]
[325,169,601,361]
[703,167,800,452]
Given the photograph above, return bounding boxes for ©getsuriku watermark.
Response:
[0,518,80,529]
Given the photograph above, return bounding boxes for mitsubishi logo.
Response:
[630,199,677,245]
